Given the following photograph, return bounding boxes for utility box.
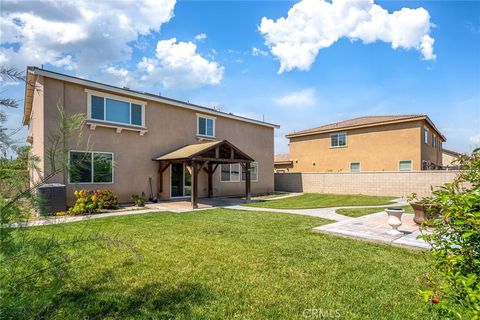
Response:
[38,183,66,216]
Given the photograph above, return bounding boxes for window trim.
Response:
[196,113,216,138]
[349,162,361,173]
[330,132,347,148]
[86,89,146,128]
[398,160,413,172]
[220,162,258,183]
[242,162,259,182]
[68,150,114,184]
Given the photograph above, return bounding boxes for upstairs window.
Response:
[88,90,145,127]
[432,135,437,148]
[197,115,215,137]
[69,151,113,184]
[330,133,347,147]
[424,127,429,144]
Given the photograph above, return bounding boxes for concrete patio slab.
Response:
[313,211,430,250]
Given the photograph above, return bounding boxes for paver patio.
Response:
[313,211,430,250]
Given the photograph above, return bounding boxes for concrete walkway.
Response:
[226,198,407,222]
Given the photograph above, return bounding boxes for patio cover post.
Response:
[207,162,213,198]
[191,160,198,209]
[245,162,251,202]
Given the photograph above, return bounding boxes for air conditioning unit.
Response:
[38,183,66,216]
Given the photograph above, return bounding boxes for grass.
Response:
[243,193,397,209]
[1,209,433,319]
[337,205,414,218]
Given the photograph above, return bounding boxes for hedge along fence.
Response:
[0,169,29,197]
[274,171,461,198]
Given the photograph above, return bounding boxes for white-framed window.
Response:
[220,163,258,182]
[241,162,258,182]
[221,163,240,182]
[86,89,146,127]
[350,162,361,173]
[69,151,114,184]
[330,132,347,147]
[197,114,215,137]
[424,127,429,144]
[399,160,413,172]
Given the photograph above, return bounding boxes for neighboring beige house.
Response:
[23,67,278,207]
[285,115,445,173]
[274,154,293,173]
[442,148,461,168]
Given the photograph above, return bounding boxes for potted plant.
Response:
[407,193,440,225]
[131,194,146,207]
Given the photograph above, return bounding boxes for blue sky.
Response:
[1,0,479,154]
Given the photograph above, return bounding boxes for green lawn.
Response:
[337,205,414,218]
[1,209,432,319]
[244,193,397,209]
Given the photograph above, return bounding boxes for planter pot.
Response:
[410,203,440,225]
[385,207,404,236]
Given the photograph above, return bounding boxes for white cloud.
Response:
[259,0,436,73]
[0,0,176,72]
[195,33,207,41]
[137,38,224,89]
[101,66,134,88]
[470,134,480,145]
[274,88,316,107]
[252,47,269,57]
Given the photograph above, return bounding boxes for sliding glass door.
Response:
[171,163,191,198]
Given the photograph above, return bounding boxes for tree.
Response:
[419,148,480,319]
[0,67,136,318]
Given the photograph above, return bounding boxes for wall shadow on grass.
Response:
[35,269,212,319]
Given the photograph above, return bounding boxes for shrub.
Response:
[68,189,118,215]
[94,189,118,210]
[68,190,99,215]
[131,194,145,207]
[419,148,480,319]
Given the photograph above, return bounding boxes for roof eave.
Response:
[286,116,446,140]
[28,67,280,129]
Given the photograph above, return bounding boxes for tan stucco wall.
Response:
[35,77,274,204]
[442,152,459,167]
[288,121,422,172]
[274,171,460,198]
[421,123,443,168]
[274,163,293,173]
[28,76,44,186]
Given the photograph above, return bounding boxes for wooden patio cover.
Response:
[152,140,254,209]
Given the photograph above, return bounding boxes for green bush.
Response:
[68,190,99,215]
[94,189,118,210]
[419,148,480,319]
[68,189,118,215]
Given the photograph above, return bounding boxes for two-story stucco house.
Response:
[23,67,278,207]
[285,115,445,173]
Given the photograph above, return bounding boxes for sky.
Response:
[1,0,479,154]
